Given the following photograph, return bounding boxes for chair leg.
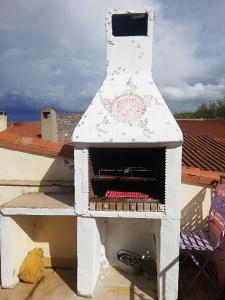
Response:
[187,266,217,292]
[185,251,219,292]
[180,252,189,268]
[205,263,219,286]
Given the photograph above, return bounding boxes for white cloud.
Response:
[0,0,225,115]
[153,19,202,86]
[162,79,225,103]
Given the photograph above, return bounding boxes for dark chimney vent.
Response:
[43,111,51,119]
[112,13,148,36]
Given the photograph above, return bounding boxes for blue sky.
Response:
[0,0,225,120]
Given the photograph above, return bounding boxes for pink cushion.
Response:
[215,184,225,197]
[105,190,149,199]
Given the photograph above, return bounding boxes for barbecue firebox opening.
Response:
[112,13,148,36]
[89,148,165,212]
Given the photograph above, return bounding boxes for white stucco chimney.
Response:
[0,112,7,132]
[73,8,182,146]
[41,107,58,142]
[73,8,183,300]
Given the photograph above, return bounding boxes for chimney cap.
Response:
[107,7,154,14]
[41,106,55,112]
[41,107,56,119]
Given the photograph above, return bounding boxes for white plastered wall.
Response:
[181,183,212,229]
[0,215,77,288]
[165,146,182,219]
[0,185,72,207]
[0,148,73,182]
[153,219,180,300]
[0,215,34,288]
[105,218,156,265]
[77,217,105,297]
[0,147,73,207]
[32,216,77,268]
[0,146,75,287]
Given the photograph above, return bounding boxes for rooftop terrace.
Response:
[0,264,219,300]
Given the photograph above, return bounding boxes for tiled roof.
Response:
[0,117,224,183]
[182,133,225,172]
[0,121,73,158]
[182,166,224,185]
[177,120,225,174]
[177,119,225,141]
[7,121,41,137]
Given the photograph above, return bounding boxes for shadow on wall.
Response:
[95,218,182,300]
[37,147,74,195]
[96,218,158,299]
[160,255,180,300]
[40,154,74,184]
[181,187,208,230]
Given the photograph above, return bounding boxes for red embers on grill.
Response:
[105,190,150,199]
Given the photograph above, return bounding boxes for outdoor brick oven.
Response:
[73,7,183,300]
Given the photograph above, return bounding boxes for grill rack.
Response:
[98,167,151,177]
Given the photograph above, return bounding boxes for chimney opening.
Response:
[0,111,7,116]
[112,13,148,37]
[43,111,51,119]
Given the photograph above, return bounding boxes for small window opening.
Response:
[0,111,7,116]
[112,13,148,37]
[43,112,50,119]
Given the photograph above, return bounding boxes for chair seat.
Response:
[180,230,214,252]
[180,182,225,293]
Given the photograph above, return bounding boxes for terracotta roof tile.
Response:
[177,119,225,141]
[0,118,224,182]
[177,119,225,181]
[182,166,224,185]
[181,133,225,172]
[7,121,41,138]
[0,126,73,159]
